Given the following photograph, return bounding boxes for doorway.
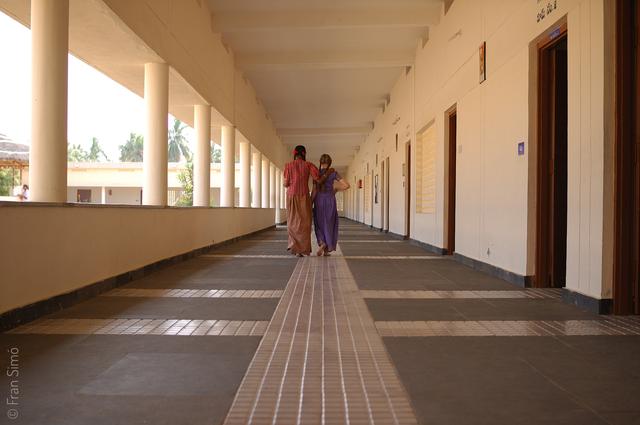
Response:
[384,157,390,232]
[371,169,375,228]
[535,27,568,288]
[380,160,386,231]
[614,0,640,314]
[404,142,411,238]
[356,177,361,222]
[77,189,92,203]
[445,109,457,255]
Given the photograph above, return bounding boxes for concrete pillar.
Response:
[101,187,107,204]
[239,141,251,208]
[29,0,69,202]
[193,105,211,207]
[142,62,169,206]
[251,150,262,208]
[220,125,235,207]
[275,170,282,223]
[261,155,270,208]
[280,170,286,209]
[269,163,276,208]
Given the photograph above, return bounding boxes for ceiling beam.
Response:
[238,51,414,71]
[278,126,373,137]
[211,7,441,32]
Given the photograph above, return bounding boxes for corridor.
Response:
[2,220,639,425]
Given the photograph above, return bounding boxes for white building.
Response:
[66,162,239,206]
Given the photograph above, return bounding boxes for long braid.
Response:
[316,154,334,191]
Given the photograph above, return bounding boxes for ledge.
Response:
[0,201,274,210]
[0,224,277,332]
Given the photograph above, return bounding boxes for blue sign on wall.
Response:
[518,142,525,156]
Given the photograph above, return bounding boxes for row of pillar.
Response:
[28,0,284,211]
[187,120,283,209]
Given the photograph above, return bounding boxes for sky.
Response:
[0,11,195,161]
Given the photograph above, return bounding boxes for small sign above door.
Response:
[537,0,558,23]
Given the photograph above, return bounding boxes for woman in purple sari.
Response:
[313,154,351,256]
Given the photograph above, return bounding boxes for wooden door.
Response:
[446,110,457,254]
[536,28,568,288]
[405,142,411,238]
[385,157,390,232]
[614,0,640,314]
[371,170,375,228]
[380,160,386,231]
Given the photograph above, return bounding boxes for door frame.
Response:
[535,24,568,288]
[613,0,640,314]
[384,157,390,232]
[370,170,375,228]
[355,176,360,222]
[404,141,411,238]
[380,159,386,231]
[444,106,457,255]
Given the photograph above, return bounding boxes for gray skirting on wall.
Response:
[562,288,613,314]
[452,253,533,288]
[409,239,447,256]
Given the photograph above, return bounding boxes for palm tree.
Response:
[119,133,144,162]
[0,168,19,196]
[68,143,89,162]
[87,137,109,162]
[168,119,191,162]
[176,160,194,206]
[211,143,222,163]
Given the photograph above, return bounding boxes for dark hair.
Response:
[319,154,332,169]
[293,145,306,160]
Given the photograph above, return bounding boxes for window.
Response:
[76,189,92,203]
[415,122,436,214]
[364,174,371,211]
[336,191,344,212]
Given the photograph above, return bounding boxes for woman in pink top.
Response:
[283,145,326,256]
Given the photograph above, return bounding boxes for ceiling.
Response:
[207,0,445,171]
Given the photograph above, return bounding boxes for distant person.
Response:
[283,145,323,257]
[17,184,29,201]
[312,154,350,256]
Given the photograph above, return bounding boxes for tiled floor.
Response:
[361,289,563,299]
[340,225,640,425]
[223,253,416,424]
[1,219,640,425]
[375,318,640,337]
[0,237,296,425]
[101,288,284,298]
[8,318,270,336]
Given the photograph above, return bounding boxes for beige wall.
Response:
[105,187,141,204]
[345,0,613,299]
[66,163,239,188]
[0,204,280,314]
